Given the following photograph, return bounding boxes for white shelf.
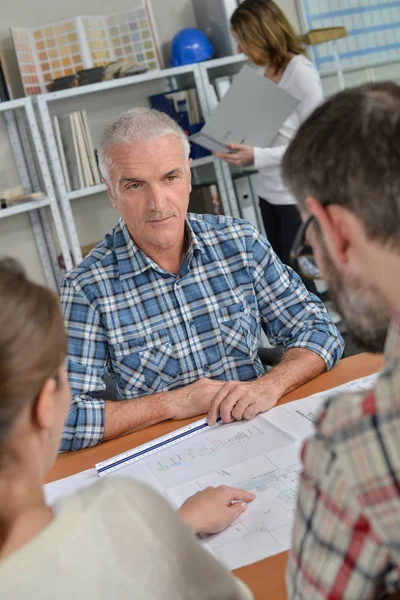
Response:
[191,155,214,168]
[66,156,215,200]
[68,184,106,200]
[200,53,247,72]
[40,64,197,102]
[0,98,29,112]
[0,196,50,218]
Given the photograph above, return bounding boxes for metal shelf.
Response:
[0,197,50,218]
[68,184,106,200]
[1,98,72,289]
[191,155,214,168]
[41,64,197,102]
[200,53,247,72]
[65,157,215,201]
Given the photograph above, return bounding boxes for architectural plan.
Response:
[45,372,379,569]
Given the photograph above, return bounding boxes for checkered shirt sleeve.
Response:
[287,334,400,599]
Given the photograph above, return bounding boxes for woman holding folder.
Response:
[215,0,322,286]
[0,259,254,599]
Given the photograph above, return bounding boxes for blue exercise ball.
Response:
[170,28,215,67]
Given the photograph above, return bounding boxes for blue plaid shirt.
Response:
[60,214,343,452]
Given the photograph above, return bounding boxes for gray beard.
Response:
[320,246,390,354]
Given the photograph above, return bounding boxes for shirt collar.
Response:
[115,217,205,280]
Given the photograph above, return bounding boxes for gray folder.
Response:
[190,65,299,153]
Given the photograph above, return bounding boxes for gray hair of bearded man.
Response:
[98,107,191,190]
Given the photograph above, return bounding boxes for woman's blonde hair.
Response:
[231,0,304,72]
[0,259,66,447]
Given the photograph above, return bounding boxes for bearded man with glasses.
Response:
[284,81,400,599]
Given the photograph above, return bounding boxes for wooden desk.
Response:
[47,353,383,600]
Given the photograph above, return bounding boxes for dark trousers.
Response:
[259,196,318,295]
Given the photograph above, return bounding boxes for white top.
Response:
[0,479,253,600]
[253,54,323,205]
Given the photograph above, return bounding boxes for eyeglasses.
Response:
[290,214,321,280]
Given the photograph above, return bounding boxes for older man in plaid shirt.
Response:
[283,82,400,598]
[60,107,343,452]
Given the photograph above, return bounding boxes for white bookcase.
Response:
[36,64,239,266]
[197,54,266,233]
[0,97,72,290]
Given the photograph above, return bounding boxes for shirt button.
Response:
[176,280,180,287]
[239,304,244,312]
[190,321,195,329]
[203,365,209,373]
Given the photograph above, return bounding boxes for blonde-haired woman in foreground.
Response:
[0,258,254,599]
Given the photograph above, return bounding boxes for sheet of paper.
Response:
[44,468,98,506]
[44,372,379,569]
[263,372,379,442]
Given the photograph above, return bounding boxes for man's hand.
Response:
[214,143,254,166]
[207,378,280,426]
[178,486,256,534]
[169,378,226,421]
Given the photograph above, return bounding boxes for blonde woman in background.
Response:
[0,258,254,599]
[215,0,322,291]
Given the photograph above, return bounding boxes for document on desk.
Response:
[45,373,378,569]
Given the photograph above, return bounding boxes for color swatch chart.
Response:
[82,7,160,70]
[301,0,400,72]
[11,1,160,96]
[12,21,84,95]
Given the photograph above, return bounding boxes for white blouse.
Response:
[253,54,323,205]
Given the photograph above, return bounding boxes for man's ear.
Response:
[104,180,118,210]
[33,378,57,432]
[306,196,351,267]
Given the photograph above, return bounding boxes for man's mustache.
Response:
[143,211,178,222]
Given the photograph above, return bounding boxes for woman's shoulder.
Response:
[288,53,319,79]
[282,53,322,100]
[68,477,169,515]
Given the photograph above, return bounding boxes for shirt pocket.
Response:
[113,329,179,395]
[218,301,253,361]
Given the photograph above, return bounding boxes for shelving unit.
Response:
[0,97,72,290]
[197,54,266,231]
[36,64,238,265]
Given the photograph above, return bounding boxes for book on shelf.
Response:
[69,113,84,190]
[0,51,11,102]
[53,110,101,191]
[80,111,101,185]
[150,87,203,129]
[53,115,72,192]
[189,183,222,216]
[73,111,94,188]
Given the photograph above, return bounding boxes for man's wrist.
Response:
[157,387,185,421]
[257,371,286,403]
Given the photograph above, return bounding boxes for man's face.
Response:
[106,134,191,255]
[310,228,390,353]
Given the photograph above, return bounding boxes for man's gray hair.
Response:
[98,107,191,185]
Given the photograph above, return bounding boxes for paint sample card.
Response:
[11,1,160,95]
